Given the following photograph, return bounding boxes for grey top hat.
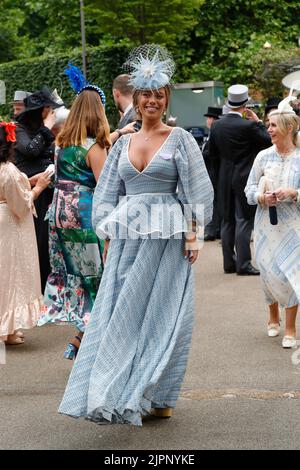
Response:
[226,84,249,108]
[11,90,32,103]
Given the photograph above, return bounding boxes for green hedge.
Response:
[0,44,130,127]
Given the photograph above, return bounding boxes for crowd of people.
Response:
[0,43,299,426]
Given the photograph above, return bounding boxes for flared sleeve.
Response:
[92,137,126,236]
[244,151,265,205]
[175,129,214,229]
[3,163,36,219]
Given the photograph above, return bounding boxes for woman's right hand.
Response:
[264,191,277,206]
[43,109,56,130]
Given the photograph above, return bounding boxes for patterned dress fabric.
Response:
[38,138,103,332]
[58,127,213,425]
[0,162,43,341]
[245,146,300,307]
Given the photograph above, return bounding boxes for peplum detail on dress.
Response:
[95,193,189,239]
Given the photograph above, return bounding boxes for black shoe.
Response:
[237,265,260,276]
[224,267,236,274]
[204,234,216,241]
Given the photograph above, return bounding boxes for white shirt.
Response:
[228,111,243,117]
[123,103,133,116]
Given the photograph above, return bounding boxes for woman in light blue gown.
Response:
[59,45,213,425]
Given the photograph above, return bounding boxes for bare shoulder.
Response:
[86,143,107,168]
[87,143,107,157]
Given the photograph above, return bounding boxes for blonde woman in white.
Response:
[245,95,300,348]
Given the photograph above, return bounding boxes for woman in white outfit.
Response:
[245,95,300,349]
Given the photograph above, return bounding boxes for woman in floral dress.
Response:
[38,88,110,358]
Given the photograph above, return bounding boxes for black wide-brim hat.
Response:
[17,86,62,120]
[204,106,222,119]
[264,97,281,115]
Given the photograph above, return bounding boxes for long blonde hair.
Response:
[273,113,300,147]
[56,89,111,149]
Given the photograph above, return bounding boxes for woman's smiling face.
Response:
[138,88,168,120]
[268,114,282,145]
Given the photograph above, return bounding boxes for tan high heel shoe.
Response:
[152,407,173,418]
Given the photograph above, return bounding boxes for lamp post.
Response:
[80,0,87,77]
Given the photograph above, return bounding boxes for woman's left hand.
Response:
[184,248,199,264]
[274,187,297,201]
[121,122,137,135]
[29,172,44,187]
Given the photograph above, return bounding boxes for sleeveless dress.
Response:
[245,146,300,308]
[38,138,103,332]
[58,127,213,425]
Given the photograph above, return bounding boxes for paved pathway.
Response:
[1,241,300,450]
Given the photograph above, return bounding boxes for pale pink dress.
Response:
[0,161,43,341]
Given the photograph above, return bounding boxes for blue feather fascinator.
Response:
[124,44,175,91]
[65,63,106,106]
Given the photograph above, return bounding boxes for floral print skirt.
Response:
[38,185,103,332]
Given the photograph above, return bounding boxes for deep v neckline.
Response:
[127,127,176,175]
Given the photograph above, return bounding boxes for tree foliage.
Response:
[0,0,299,99]
[85,0,202,47]
[190,0,300,97]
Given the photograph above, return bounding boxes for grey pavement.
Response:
[1,240,300,450]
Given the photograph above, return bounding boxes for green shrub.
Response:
[0,44,130,127]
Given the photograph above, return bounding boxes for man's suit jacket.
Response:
[209,113,271,220]
[118,106,136,129]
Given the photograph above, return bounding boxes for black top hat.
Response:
[264,97,281,115]
[17,86,62,121]
[204,106,222,119]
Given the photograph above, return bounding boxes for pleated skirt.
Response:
[59,238,195,426]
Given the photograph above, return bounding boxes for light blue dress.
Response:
[245,146,300,307]
[58,127,213,425]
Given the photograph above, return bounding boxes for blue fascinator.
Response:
[65,63,106,106]
[124,44,175,91]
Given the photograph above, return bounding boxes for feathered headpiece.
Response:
[269,80,300,116]
[0,120,17,142]
[65,63,106,106]
[124,44,175,90]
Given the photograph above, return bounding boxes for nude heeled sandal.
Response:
[152,407,173,418]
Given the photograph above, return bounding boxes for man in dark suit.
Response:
[202,106,222,241]
[208,84,271,275]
